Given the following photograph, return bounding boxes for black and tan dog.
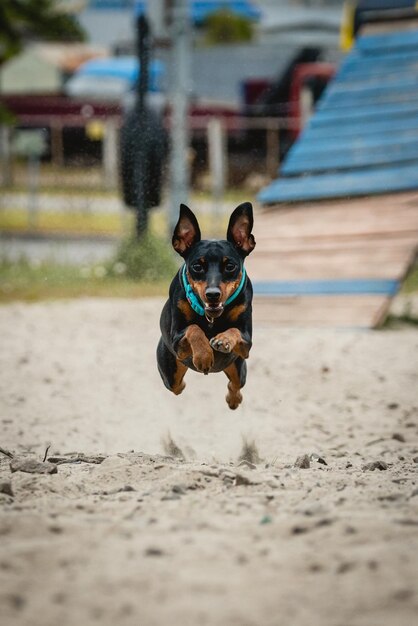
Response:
[157,202,255,409]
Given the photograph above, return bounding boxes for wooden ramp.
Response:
[247,192,418,328]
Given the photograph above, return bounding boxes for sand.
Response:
[1,297,418,626]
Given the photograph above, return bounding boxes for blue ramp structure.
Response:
[258,28,418,205]
[251,27,418,327]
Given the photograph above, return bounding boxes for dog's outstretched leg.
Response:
[224,358,247,410]
[157,337,188,395]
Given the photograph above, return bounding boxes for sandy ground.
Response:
[1,297,418,626]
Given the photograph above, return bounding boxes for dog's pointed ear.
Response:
[227,202,256,256]
[172,204,201,257]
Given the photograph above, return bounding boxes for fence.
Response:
[0,115,300,192]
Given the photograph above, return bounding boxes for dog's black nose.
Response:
[205,288,221,303]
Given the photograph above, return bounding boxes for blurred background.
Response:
[0,0,417,325]
[0,0,345,299]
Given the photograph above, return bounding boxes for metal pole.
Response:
[103,118,118,189]
[135,13,150,237]
[266,124,280,178]
[207,117,226,233]
[169,0,191,232]
[51,121,64,168]
[27,154,40,231]
[0,124,13,187]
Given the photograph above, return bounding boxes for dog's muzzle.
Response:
[204,288,223,320]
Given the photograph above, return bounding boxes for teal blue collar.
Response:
[181,264,246,319]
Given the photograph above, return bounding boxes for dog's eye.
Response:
[192,263,204,273]
[225,262,237,273]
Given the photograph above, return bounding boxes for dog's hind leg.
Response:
[157,337,188,395]
[224,358,247,410]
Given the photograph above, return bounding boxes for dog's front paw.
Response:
[192,348,214,375]
[210,334,233,354]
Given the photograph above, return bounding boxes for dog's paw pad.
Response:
[210,337,231,353]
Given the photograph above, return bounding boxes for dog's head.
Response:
[172,203,255,319]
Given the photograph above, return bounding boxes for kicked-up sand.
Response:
[0,298,417,626]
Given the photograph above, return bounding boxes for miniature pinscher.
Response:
[157,202,255,409]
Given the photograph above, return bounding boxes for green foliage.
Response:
[0,102,16,125]
[204,9,254,45]
[402,261,418,293]
[0,256,170,303]
[0,0,85,64]
[110,233,178,282]
[383,312,418,328]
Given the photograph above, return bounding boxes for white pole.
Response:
[103,119,118,189]
[27,155,40,231]
[0,125,13,187]
[169,0,191,232]
[207,117,226,230]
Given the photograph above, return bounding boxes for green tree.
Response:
[0,0,85,65]
[204,9,253,45]
[0,1,85,161]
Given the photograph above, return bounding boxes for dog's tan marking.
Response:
[178,324,214,373]
[224,362,243,410]
[177,299,194,322]
[220,271,241,304]
[172,359,188,395]
[227,303,247,323]
[187,271,208,305]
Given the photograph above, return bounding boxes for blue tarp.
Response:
[76,57,165,92]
